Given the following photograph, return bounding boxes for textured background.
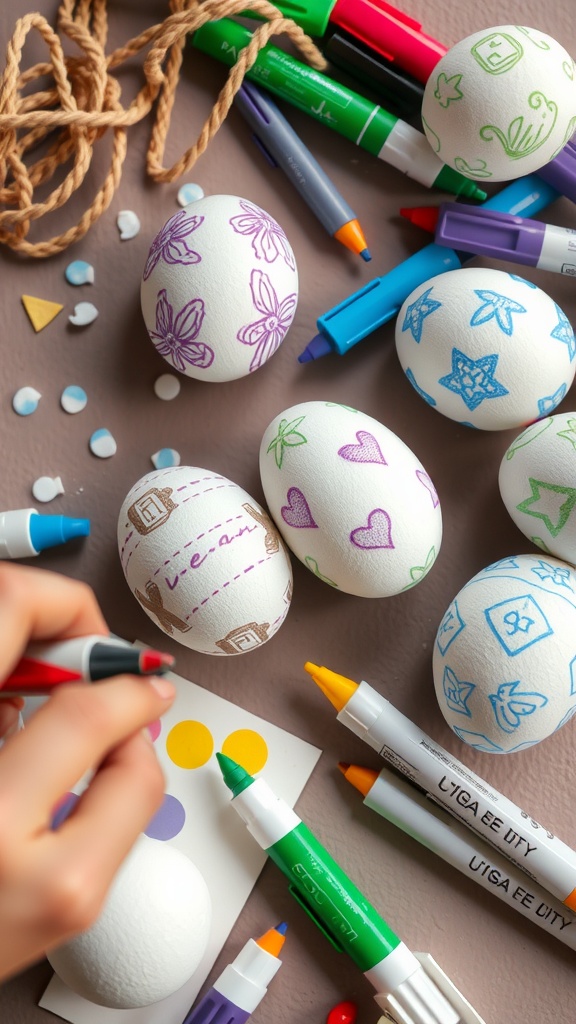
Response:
[1,2,575,1023]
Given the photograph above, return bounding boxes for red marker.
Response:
[326,1001,357,1024]
[2,636,175,696]
[400,206,440,232]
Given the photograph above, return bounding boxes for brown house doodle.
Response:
[215,621,270,654]
[128,487,178,535]
[242,503,280,555]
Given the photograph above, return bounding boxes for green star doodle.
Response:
[531,536,552,553]
[517,478,576,537]
[557,418,576,451]
[479,92,558,161]
[402,547,436,590]
[434,72,463,108]
[304,556,338,587]
[266,415,307,469]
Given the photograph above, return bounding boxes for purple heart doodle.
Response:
[416,469,439,508]
[350,508,394,549]
[338,430,387,466]
[281,487,318,529]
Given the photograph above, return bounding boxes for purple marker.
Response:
[537,138,576,204]
[182,922,286,1024]
[434,202,576,277]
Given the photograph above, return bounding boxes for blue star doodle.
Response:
[401,287,442,343]
[436,600,465,655]
[488,680,548,734]
[551,303,576,361]
[537,383,567,417]
[442,666,475,716]
[531,559,575,591]
[571,655,576,697]
[405,367,436,406]
[451,727,536,754]
[470,289,527,336]
[508,274,537,288]
[438,349,509,411]
[485,594,552,655]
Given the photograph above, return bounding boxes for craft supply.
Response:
[395,266,575,430]
[65,261,95,285]
[432,202,576,276]
[177,183,205,206]
[326,1001,357,1024]
[433,553,576,753]
[304,661,576,909]
[235,81,371,260]
[47,836,212,1009]
[12,386,41,415]
[69,301,99,326]
[252,0,446,83]
[340,761,576,952]
[154,373,181,400]
[21,294,63,331]
[216,753,485,1024]
[117,210,141,239]
[89,429,117,458]
[192,19,486,201]
[182,921,286,1024]
[1,635,174,696]
[61,385,88,413]
[41,662,321,1024]
[537,138,576,204]
[151,448,181,469]
[0,508,90,559]
[259,400,442,596]
[422,25,576,182]
[297,173,559,361]
[140,194,298,381]
[117,466,293,655]
[32,476,65,503]
[498,412,576,563]
[322,28,424,117]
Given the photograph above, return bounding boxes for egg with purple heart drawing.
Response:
[141,194,298,382]
[259,401,442,598]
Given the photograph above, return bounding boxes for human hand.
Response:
[0,564,176,981]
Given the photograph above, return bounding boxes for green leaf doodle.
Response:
[454,157,493,178]
[479,92,558,160]
[304,556,338,588]
[402,547,437,590]
[266,416,307,469]
[422,115,441,153]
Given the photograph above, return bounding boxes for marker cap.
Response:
[374,952,486,1024]
[435,202,545,264]
[323,28,424,118]
[537,138,576,203]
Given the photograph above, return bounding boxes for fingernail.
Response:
[148,675,176,700]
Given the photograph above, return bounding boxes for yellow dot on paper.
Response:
[222,730,268,775]
[166,720,213,769]
[21,294,64,332]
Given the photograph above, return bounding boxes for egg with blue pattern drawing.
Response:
[394,267,576,430]
[432,554,576,753]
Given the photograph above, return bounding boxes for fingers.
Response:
[0,674,175,834]
[0,697,24,739]
[0,564,109,681]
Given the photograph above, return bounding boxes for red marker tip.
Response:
[138,650,175,674]
[326,1000,357,1024]
[399,205,440,233]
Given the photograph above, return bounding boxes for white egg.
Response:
[118,466,292,655]
[395,267,576,430]
[422,26,576,181]
[259,401,442,598]
[498,412,576,564]
[140,195,298,382]
[47,836,211,1008]
[433,554,576,754]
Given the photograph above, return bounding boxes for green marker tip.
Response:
[216,752,255,796]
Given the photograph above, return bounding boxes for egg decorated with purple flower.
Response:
[141,195,298,382]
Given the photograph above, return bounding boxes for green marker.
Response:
[191,19,486,201]
[216,754,485,1024]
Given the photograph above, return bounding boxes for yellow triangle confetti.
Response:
[21,294,64,332]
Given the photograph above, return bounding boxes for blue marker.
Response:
[0,509,90,559]
[298,174,560,362]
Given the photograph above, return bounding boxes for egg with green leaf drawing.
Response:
[422,25,576,181]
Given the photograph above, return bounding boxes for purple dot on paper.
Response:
[144,792,186,840]
[51,791,79,830]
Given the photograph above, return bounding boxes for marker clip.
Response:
[287,883,346,953]
[414,953,486,1024]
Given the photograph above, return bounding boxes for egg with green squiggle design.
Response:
[422,25,576,181]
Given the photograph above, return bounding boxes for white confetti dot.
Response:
[32,476,65,503]
[13,386,41,416]
[69,302,98,326]
[61,385,88,414]
[89,428,117,458]
[117,210,141,240]
[151,448,181,469]
[153,373,181,400]
[177,183,205,207]
[65,260,95,285]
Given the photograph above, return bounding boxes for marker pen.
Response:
[339,762,576,951]
[0,508,90,559]
[322,28,424,119]
[216,753,485,1024]
[297,173,559,361]
[182,922,286,1024]
[2,636,174,696]
[305,662,576,911]
[191,20,486,201]
[432,202,576,276]
[537,139,576,205]
[246,0,447,83]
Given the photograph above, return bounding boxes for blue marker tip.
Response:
[360,248,372,262]
[297,333,333,363]
[29,514,91,554]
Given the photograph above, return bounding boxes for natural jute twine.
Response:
[0,0,327,257]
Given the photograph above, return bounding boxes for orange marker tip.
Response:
[304,660,320,674]
[326,1000,358,1024]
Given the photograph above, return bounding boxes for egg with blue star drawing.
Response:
[432,554,576,753]
[394,267,576,430]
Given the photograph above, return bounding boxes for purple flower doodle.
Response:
[237,270,297,372]
[229,200,296,269]
[143,210,204,280]
[149,289,214,372]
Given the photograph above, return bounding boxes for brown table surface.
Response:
[1,2,575,1022]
